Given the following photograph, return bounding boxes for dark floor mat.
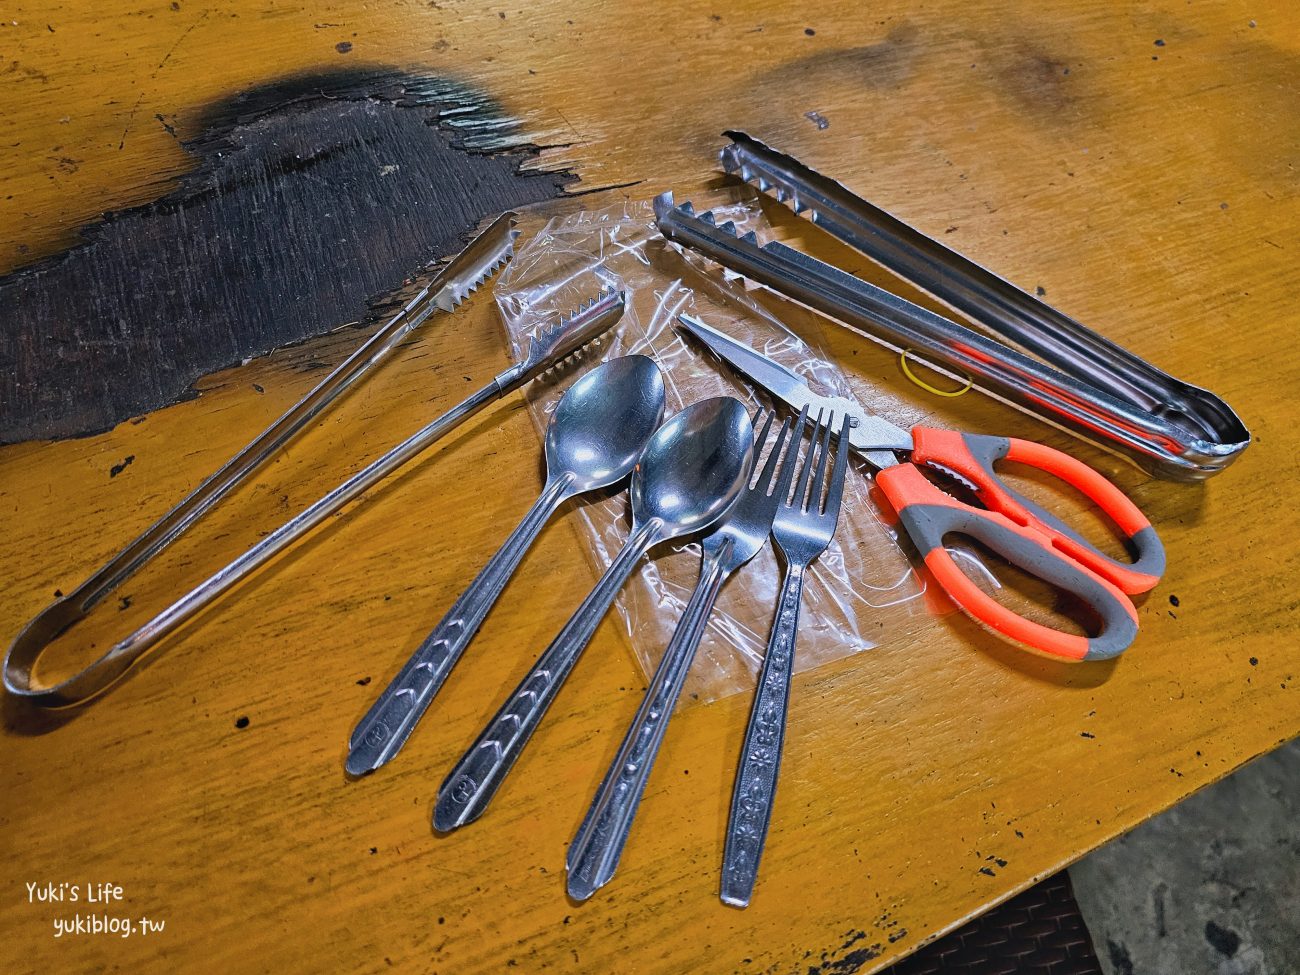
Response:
[882,872,1100,975]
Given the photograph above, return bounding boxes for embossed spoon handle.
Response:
[433,521,662,832]
[346,473,576,776]
[566,551,728,900]
[720,562,805,907]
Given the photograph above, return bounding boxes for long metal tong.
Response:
[4,214,520,707]
[3,204,612,708]
[654,132,1248,481]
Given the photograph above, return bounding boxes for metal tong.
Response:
[3,205,614,708]
[654,131,1249,481]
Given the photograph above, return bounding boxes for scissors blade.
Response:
[675,314,912,464]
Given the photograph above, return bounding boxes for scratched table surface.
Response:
[2,2,1297,973]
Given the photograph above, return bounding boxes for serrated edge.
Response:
[721,142,822,223]
[925,461,980,493]
[432,237,518,313]
[523,287,622,371]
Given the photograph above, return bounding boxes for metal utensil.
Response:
[6,287,623,708]
[679,313,1162,661]
[433,396,755,832]
[5,213,520,709]
[721,409,851,908]
[347,354,667,776]
[566,407,796,901]
[656,140,1249,482]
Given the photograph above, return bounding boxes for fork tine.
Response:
[775,406,809,505]
[753,413,794,496]
[791,408,824,511]
[822,414,853,517]
[809,411,835,512]
[749,408,775,487]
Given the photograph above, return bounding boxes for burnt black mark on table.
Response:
[0,67,574,445]
[803,929,882,975]
[992,44,1078,115]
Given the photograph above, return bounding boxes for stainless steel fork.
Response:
[566,407,798,901]
[720,409,852,907]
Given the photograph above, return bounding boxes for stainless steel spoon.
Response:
[433,396,755,832]
[347,355,667,776]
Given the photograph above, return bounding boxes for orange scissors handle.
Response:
[876,427,1165,660]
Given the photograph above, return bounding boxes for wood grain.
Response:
[2,2,1298,973]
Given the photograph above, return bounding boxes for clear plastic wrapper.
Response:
[494,196,927,703]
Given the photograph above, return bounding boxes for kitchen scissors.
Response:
[677,314,1166,660]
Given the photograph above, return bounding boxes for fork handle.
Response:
[346,473,576,776]
[566,545,731,900]
[433,519,662,832]
[721,562,805,907]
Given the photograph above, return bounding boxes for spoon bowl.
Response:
[546,355,666,491]
[630,396,754,539]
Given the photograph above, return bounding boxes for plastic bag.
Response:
[494,195,926,704]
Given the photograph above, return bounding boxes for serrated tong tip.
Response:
[523,288,625,372]
[657,195,759,247]
[432,211,521,312]
[720,134,818,219]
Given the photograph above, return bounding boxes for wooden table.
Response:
[2,3,1296,972]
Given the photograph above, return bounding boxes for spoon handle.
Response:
[434,519,661,832]
[720,562,805,908]
[346,473,576,776]
[566,545,730,900]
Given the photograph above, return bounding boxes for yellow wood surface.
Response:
[3,2,1298,972]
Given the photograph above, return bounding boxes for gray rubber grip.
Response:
[899,502,1139,660]
[959,433,1166,583]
